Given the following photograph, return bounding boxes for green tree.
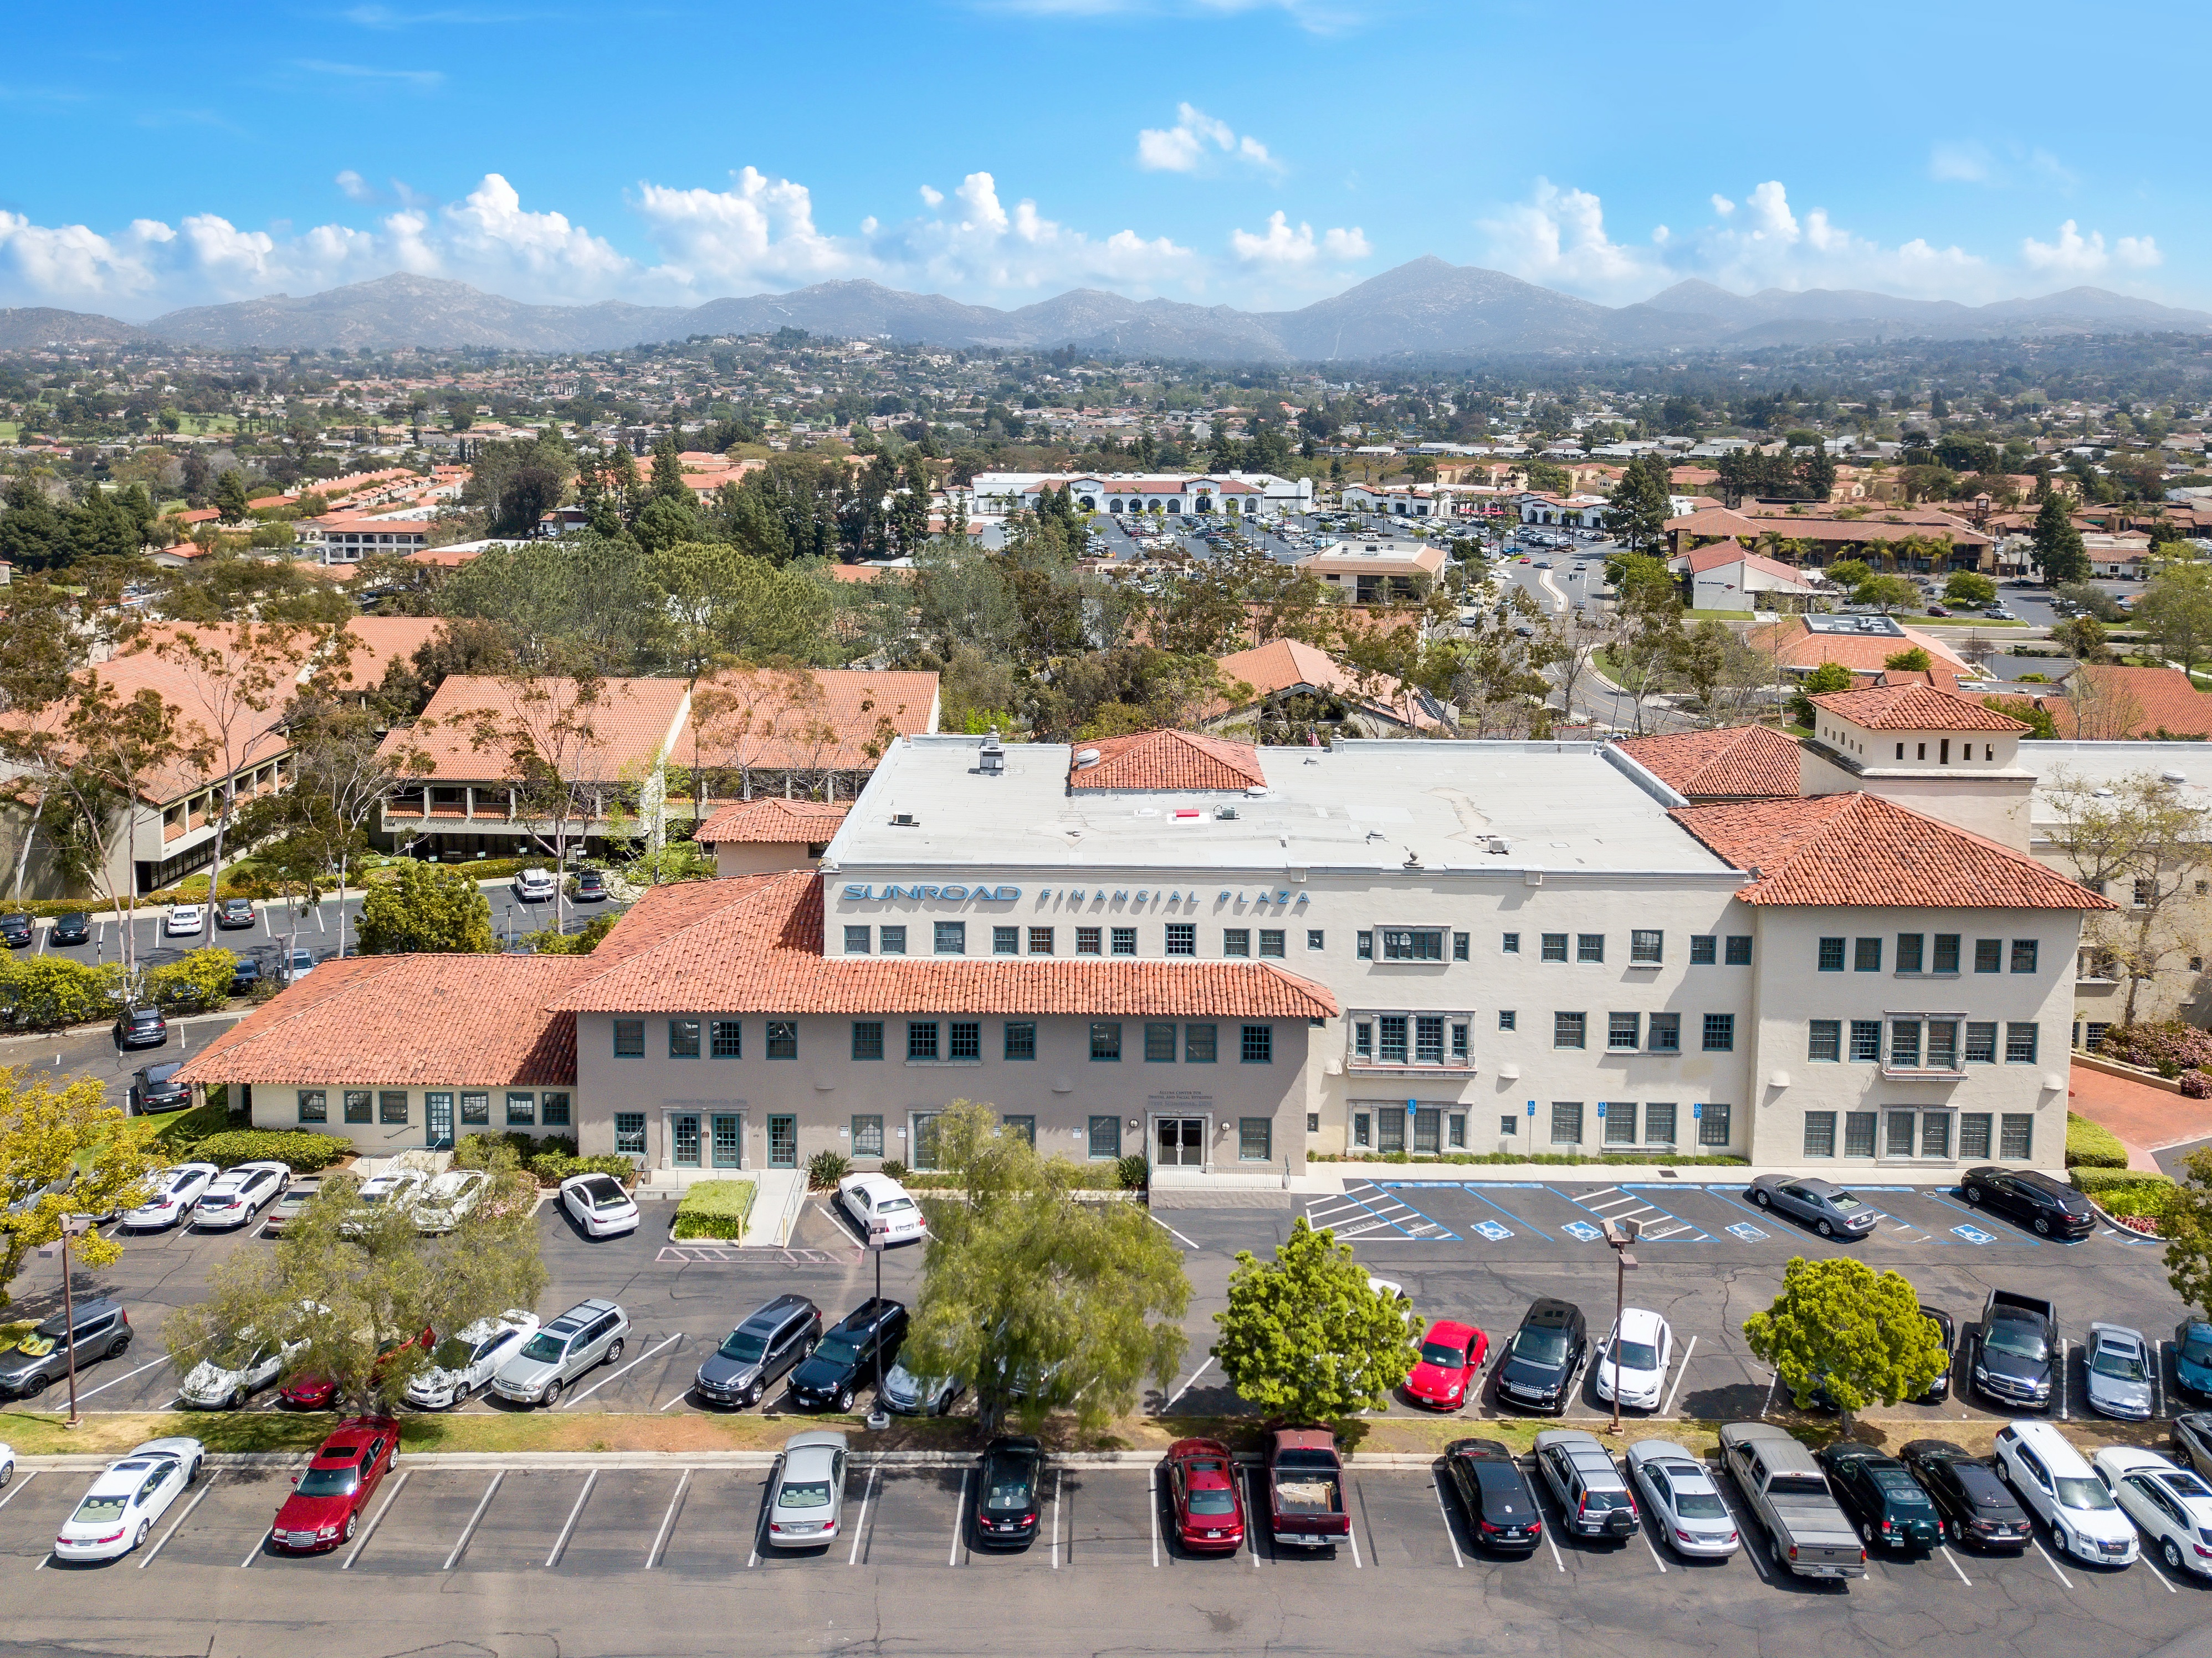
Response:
[1788,660,1855,726]
[0,1068,159,1311]
[1212,1216,1420,1424]
[1602,454,1672,555]
[899,1101,1190,1433]
[1944,572,1998,607]
[1826,558,1872,593]
[1883,647,1933,673]
[2163,1146,2212,1318]
[2033,495,2089,586]
[1854,573,1919,613]
[1741,1256,1949,1435]
[164,1144,545,1414]
[2051,615,2111,664]
[355,861,495,955]
[213,469,252,525]
[1986,695,2058,739]
[2134,563,2212,676]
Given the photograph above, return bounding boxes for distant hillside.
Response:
[8,263,2205,361]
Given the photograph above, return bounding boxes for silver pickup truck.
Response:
[1719,1422,1866,1580]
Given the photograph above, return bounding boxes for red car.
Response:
[269,1416,397,1552]
[1405,1319,1488,1411]
[1165,1437,1246,1553]
[278,1328,432,1410]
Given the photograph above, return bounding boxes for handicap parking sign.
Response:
[1561,1221,1603,1242]
[1951,1224,1998,1245]
[1725,1221,1769,1242]
[1472,1220,1513,1242]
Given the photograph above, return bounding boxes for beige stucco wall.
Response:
[712,841,821,878]
[242,1081,576,1154]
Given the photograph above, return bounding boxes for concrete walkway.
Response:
[2066,1058,2212,1171]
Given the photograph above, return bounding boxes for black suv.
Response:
[1817,1442,1940,1552]
[130,1062,191,1114]
[1495,1297,1587,1414]
[49,913,89,946]
[1960,1166,2095,1240]
[0,914,30,949]
[694,1293,822,1409]
[0,1298,131,1399]
[114,1006,167,1050]
[788,1298,907,1413]
[229,956,263,996]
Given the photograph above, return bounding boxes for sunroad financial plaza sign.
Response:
[842,883,1309,906]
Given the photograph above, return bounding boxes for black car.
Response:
[1899,1440,2032,1552]
[1494,1297,1587,1414]
[0,1298,130,1399]
[229,955,263,996]
[216,897,257,930]
[694,1293,821,1409]
[0,914,30,949]
[787,1297,906,1412]
[1442,1437,1542,1552]
[1818,1442,1941,1552]
[1960,1165,2095,1240]
[114,1005,167,1049]
[1917,1309,1957,1403]
[972,1435,1043,1547]
[49,912,89,946]
[130,1062,191,1114]
[572,869,608,902]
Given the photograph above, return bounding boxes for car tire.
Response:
[836,1386,854,1413]
[2034,1216,2051,1236]
[1859,1522,1873,1544]
[604,1338,623,1367]
[133,1520,150,1552]
[106,1335,129,1360]
[1753,1189,1771,1208]
[228,1386,247,1410]
[1817,1220,1835,1239]
[1964,1184,1984,1205]
[20,1373,45,1400]
[343,1511,357,1542]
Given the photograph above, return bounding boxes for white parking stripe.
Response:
[1528,1477,1566,1573]
[1148,1466,1160,1569]
[1051,1470,1062,1569]
[341,1468,409,1570]
[1146,1214,1198,1250]
[0,1471,38,1511]
[1247,1467,1263,1568]
[1660,1337,1697,1416]
[545,1470,595,1568]
[949,1468,968,1567]
[239,1529,267,1569]
[2031,1534,2074,1588]
[442,1472,501,1571]
[71,1353,172,1402]
[1431,1470,1464,1569]
[560,1331,684,1409]
[2139,1550,2178,1593]
[645,1468,690,1569]
[140,1473,217,1569]
[1938,1543,1973,1586]
[847,1467,876,1567]
[1707,1466,1769,1583]
[2154,1340,2167,1419]
[1164,1357,1214,1413]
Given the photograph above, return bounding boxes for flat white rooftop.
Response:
[825,737,1740,879]
[2015,740,2212,826]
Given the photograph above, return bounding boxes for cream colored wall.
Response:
[713,841,820,877]
[1800,748,2035,851]
[242,1081,575,1155]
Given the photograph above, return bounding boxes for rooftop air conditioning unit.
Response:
[890,812,916,827]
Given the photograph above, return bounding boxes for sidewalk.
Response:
[2066,1060,2212,1172]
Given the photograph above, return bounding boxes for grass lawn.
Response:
[1684,608,1754,621]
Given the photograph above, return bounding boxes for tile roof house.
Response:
[1807,682,2031,733]
[2022,666,2212,740]
[694,797,849,876]
[1204,637,1447,736]
[1747,615,1972,678]
[1067,729,1267,792]
[1612,726,1803,802]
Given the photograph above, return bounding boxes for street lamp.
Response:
[1600,1217,1640,1436]
[37,1215,94,1429]
[864,1232,889,1431]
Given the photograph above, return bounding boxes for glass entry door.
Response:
[711,1113,744,1169]
[767,1114,797,1169]
[425,1092,453,1150]
[1154,1117,1206,1168]
[671,1113,702,1168]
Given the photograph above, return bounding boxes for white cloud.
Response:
[335,169,377,203]
[2021,219,2162,275]
[869,170,1200,294]
[918,185,943,207]
[293,58,443,88]
[1135,103,1282,176]
[1230,211,1368,267]
[632,167,849,291]
[1477,178,1667,300]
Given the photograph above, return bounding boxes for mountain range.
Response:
[4,259,2209,361]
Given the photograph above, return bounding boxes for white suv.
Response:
[515,868,556,902]
[1994,1420,2138,1565]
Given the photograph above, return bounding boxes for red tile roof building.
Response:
[1614,726,1803,802]
[1807,683,2031,733]
[1067,729,1266,792]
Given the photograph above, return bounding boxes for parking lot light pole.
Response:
[1600,1217,1640,1436]
[38,1215,93,1429]
[865,1234,889,1431]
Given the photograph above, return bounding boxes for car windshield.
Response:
[2093,1345,2147,1381]
[1986,1323,2048,1362]
[2184,1334,2212,1368]
[1614,1340,1660,1370]
[1825,1192,1865,1213]
[2055,1476,2116,1511]
[1673,1488,1729,1518]
[815,1337,861,1366]
[73,1495,129,1521]
[876,1196,915,1214]
[519,1332,570,1364]
[10,1335,55,1359]
[296,1463,360,1498]
[1421,1342,1467,1368]
[1509,1325,1570,1367]
[718,1332,768,1363]
[1187,1488,1237,1515]
[2168,1472,2212,1500]
[777,1479,832,1510]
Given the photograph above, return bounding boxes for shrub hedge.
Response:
[1309,1150,1750,1167]
[187,1129,351,1171]
[807,1149,851,1191]
[672,1179,757,1241]
[2096,1021,2212,1079]
[2065,1112,2131,1170]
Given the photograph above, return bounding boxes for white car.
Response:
[1593,1308,1673,1411]
[838,1173,925,1246]
[123,1163,220,1231]
[53,1437,204,1560]
[1995,1420,2138,1566]
[405,1310,540,1410]
[2093,1446,2212,1577]
[0,1443,12,1487]
[190,1161,290,1231]
[411,1169,489,1234]
[560,1172,639,1239]
[341,1169,426,1236]
[178,1328,308,1410]
[281,947,316,984]
[163,904,204,938]
[1626,1439,1739,1558]
[515,868,556,902]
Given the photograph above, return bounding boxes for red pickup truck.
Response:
[1268,1429,1350,1549]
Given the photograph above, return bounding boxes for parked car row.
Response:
[115,1161,493,1237]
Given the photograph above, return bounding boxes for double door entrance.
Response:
[668,1112,746,1170]
[1153,1117,1207,1169]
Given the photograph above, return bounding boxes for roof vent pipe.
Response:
[1073,748,1102,770]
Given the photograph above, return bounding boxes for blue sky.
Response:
[0,0,2197,319]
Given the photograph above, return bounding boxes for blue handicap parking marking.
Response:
[1951,1224,1998,1245]
[1471,1219,1514,1242]
[1725,1221,1769,1242]
[1560,1220,1604,1242]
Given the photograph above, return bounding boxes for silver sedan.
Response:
[2086,1323,2155,1421]
[1625,1440,1740,1558]
[767,1430,849,1548]
[1747,1175,1878,1240]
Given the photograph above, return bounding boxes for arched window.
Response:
[1078,497,1095,511]
[1109,498,1123,512]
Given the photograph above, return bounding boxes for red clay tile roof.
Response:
[1670,792,2115,910]
[553,872,1338,1018]
[692,668,940,771]
[1068,729,1266,792]
[385,674,690,784]
[1206,638,1443,730]
[318,616,447,695]
[2039,666,2212,739]
[695,797,850,845]
[1614,726,1803,801]
[1746,618,1970,674]
[174,955,586,1088]
[1809,682,2030,733]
